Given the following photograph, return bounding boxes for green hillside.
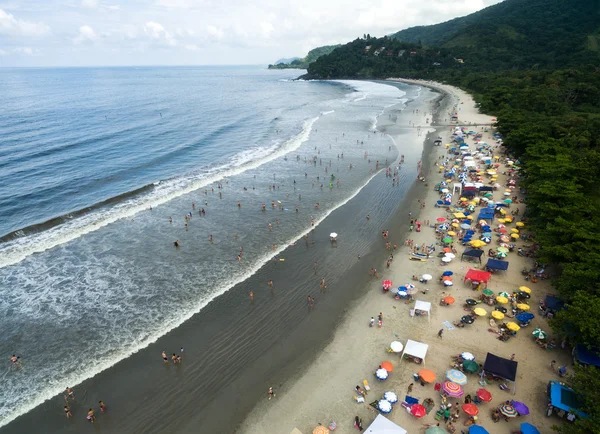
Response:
[268,45,340,69]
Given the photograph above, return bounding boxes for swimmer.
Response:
[250,290,254,301]
[174,240,180,247]
[87,409,96,423]
[162,351,169,364]
[99,401,107,413]
[64,387,74,402]
[172,353,178,364]
[64,406,72,419]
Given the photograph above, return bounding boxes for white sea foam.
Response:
[320,110,335,115]
[0,117,319,269]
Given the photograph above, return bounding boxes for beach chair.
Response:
[354,395,365,403]
[363,380,370,392]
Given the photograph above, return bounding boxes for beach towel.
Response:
[443,320,455,330]
[405,395,419,405]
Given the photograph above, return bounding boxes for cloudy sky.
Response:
[0,0,502,67]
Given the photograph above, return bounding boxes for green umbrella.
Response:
[462,360,479,373]
[497,252,507,258]
[482,289,494,296]
[443,237,453,244]
[532,328,547,339]
[426,427,449,434]
[497,247,509,253]
[498,291,510,298]
[484,193,493,198]
[504,199,513,204]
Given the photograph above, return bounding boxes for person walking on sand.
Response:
[549,360,556,370]
[370,317,375,327]
[407,383,414,394]
[268,387,276,400]
[378,312,383,327]
[249,290,254,301]
[438,329,444,338]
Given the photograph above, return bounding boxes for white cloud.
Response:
[0,8,50,37]
[144,21,176,46]
[259,21,274,39]
[0,49,8,55]
[184,44,198,50]
[206,25,224,40]
[81,0,98,8]
[74,25,98,44]
[14,46,33,55]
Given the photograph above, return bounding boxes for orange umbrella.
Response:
[444,296,455,305]
[381,361,394,372]
[313,426,330,434]
[418,369,436,383]
[442,276,453,281]
[443,247,452,253]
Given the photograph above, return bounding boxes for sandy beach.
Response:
[240,80,568,434]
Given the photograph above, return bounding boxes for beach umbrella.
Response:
[504,199,512,204]
[446,369,468,385]
[461,223,471,230]
[517,304,530,311]
[519,286,531,293]
[469,240,486,248]
[329,232,338,238]
[461,352,475,361]
[532,329,547,340]
[442,381,464,397]
[375,368,388,380]
[391,287,399,294]
[495,306,508,314]
[516,313,534,322]
[463,360,479,373]
[384,391,398,404]
[418,369,436,383]
[504,216,513,222]
[510,228,519,233]
[482,289,494,297]
[500,404,518,418]
[497,247,509,253]
[451,222,459,228]
[511,233,519,239]
[442,276,453,281]
[498,291,510,298]
[443,280,454,286]
[442,257,452,263]
[422,274,433,281]
[426,427,448,434]
[469,427,489,434]
[380,361,394,372]
[516,222,525,227]
[437,217,447,222]
[473,307,487,316]
[461,316,475,325]
[443,296,455,305]
[498,228,507,234]
[496,296,508,304]
[411,404,426,418]
[465,299,477,306]
[520,423,540,434]
[447,231,457,236]
[466,215,473,220]
[382,280,392,289]
[476,388,492,402]
[484,193,493,198]
[517,291,530,299]
[390,341,404,353]
[506,322,521,332]
[497,252,507,258]
[313,426,330,434]
[482,232,493,237]
[406,287,418,295]
[512,401,530,415]
[499,235,510,242]
[443,271,454,276]
[445,253,456,259]
[397,290,407,297]
[462,403,479,416]
[491,311,505,320]
[404,283,415,290]
[481,236,491,243]
[378,399,392,414]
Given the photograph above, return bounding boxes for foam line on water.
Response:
[0,117,319,269]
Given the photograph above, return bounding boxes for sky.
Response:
[0,0,503,67]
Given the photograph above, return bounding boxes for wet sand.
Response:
[0,86,442,434]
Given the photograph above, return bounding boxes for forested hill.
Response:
[268,45,340,69]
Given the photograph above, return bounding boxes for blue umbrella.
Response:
[469,426,489,434]
[481,237,492,243]
[482,232,492,237]
[520,423,540,434]
[461,224,471,230]
[482,226,492,232]
[443,271,454,276]
[516,313,535,322]
[466,230,475,235]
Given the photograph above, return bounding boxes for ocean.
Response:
[0,66,430,429]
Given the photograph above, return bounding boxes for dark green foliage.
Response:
[268,45,340,69]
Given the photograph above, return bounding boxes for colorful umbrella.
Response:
[445,253,456,259]
[461,352,475,360]
[460,223,471,230]
[382,280,392,289]
[469,240,486,248]
[390,341,403,353]
[463,360,479,373]
[497,247,509,253]
[443,295,455,305]
[496,296,508,304]
[442,276,453,281]
[442,381,464,397]
[498,291,510,298]
[532,329,547,339]
[411,404,426,418]
[519,286,531,293]
[380,361,394,372]
[375,368,388,380]
[384,391,398,404]
[491,311,505,320]
[461,315,474,324]
[512,401,530,415]
[500,404,518,418]
[313,426,330,434]
[517,303,530,311]
[442,257,452,263]
[511,228,519,233]
[473,307,487,316]
[418,369,436,383]
[482,289,494,296]
[465,299,477,306]
[446,369,468,385]
[443,280,454,286]
[378,399,392,414]
[447,231,457,236]
[476,388,492,402]
[511,233,519,239]
[506,322,520,332]
[516,313,534,322]
[462,403,479,416]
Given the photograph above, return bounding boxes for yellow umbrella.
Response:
[517,304,530,311]
[459,197,467,201]
[474,307,487,316]
[497,218,506,223]
[511,233,519,239]
[445,144,450,147]
[466,215,473,220]
[452,223,459,228]
[453,212,466,218]
[511,228,519,233]
[469,240,486,248]
[505,189,512,193]
[447,231,457,236]
[519,286,531,294]
[499,209,506,215]
[504,216,513,222]
[494,155,500,160]
[506,322,521,331]
[491,311,505,320]
[496,296,508,304]
[516,222,525,227]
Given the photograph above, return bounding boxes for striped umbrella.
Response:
[426,427,448,434]
[500,404,518,418]
[498,291,510,298]
[532,328,547,339]
[313,426,329,434]
[446,369,467,385]
[442,381,464,397]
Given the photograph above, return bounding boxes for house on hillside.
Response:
[374,47,385,56]
[410,51,417,55]
[365,46,372,52]
[386,50,393,56]
[397,50,405,57]
[455,58,464,64]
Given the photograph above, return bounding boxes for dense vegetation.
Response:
[304,0,600,431]
[268,45,340,69]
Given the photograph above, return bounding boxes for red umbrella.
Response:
[382,280,392,289]
[462,403,479,416]
[436,217,447,223]
[476,388,492,403]
[411,404,426,418]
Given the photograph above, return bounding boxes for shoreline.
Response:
[239,80,566,434]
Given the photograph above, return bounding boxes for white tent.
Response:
[414,300,431,322]
[400,339,429,365]
[365,414,408,434]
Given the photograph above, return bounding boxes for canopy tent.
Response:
[479,186,493,192]
[464,269,492,283]
[547,380,588,419]
[461,248,484,263]
[478,209,495,220]
[485,259,509,271]
[573,345,600,367]
[482,353,518,393]
[545,295,564,312]
[414,300,432,322]
[400,339,429,365]
[365,414,408,434]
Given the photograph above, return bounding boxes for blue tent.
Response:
[545,295,564,312]
[486,259,509,271]
[520,423,540,434]
[516,313,534,323]
[548,380,587,418]
[573,345,600,367]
